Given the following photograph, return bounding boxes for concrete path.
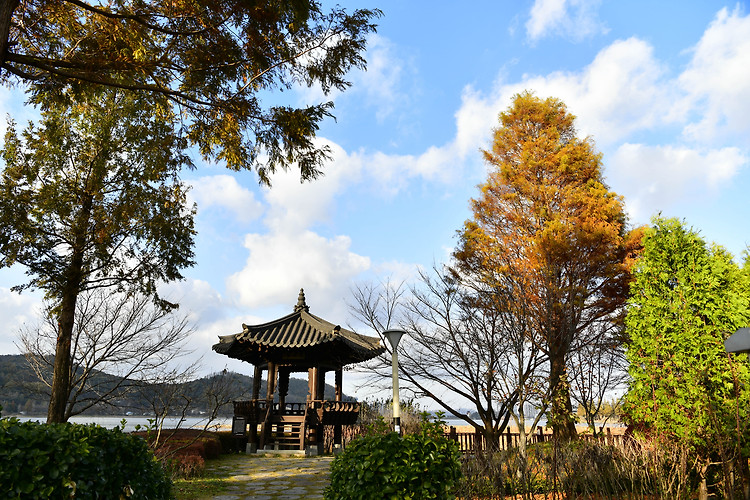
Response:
[208,454,334,500]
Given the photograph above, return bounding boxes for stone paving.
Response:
[208,454,334,500]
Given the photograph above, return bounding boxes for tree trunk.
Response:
[740,451,750,500]
[47,193,92,423]
[699,461,709,500]
[46,285,79,423]
[517,409,528,459]
[549,353,577,441]
[482,427,501,453]
[0,0,19,68]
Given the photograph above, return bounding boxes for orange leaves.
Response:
[454,90,634,364]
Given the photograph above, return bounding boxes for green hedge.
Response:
[325,417,462,500]
[0,417,172,499]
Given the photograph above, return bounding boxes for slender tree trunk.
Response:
[47,288,78,423]
[47,195,92,423]
[699,461,709,500]
[740,452,750,500]
[0,0,19,68]
[549,352,577,441]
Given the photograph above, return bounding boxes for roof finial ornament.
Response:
[294,288,309,312]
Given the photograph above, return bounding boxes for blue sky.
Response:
[1,1,749,401]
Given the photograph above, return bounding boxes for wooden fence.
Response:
[443,426,626,453]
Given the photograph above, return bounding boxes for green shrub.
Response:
[325,416,461,500]
[0,417,171,499]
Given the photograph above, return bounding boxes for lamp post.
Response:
[383,329,406,435]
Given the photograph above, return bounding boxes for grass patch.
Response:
[171,453,239,500]
[172,476,230,500]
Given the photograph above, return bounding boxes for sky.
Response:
[1,1,749,403]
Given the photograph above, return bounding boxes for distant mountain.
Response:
[0,354,351,417]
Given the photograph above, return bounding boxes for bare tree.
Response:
[18,288,196,421]
[134,368,250,461]
[350,266,548,450]
[568,321,628,435]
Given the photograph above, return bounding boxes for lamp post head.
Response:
[725,327,750,354]
[383,329,406,350]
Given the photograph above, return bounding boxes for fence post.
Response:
[506,428,512,450]
[537,426,544,443]
[474,428,483,453]
[449,426,457,442]
[606,427,613,446]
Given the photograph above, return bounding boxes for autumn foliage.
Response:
[454,91,641,440]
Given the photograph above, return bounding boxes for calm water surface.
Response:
[8,415,232,432]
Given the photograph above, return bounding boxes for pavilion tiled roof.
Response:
[212,289,384,367]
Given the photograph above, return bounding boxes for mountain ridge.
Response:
[0,354,350,417]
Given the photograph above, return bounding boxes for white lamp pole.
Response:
[383,329,406,435]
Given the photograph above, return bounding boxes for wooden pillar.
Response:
[252,365,262,400]
[278,368,290,410]
[316,368,326,453]
[248,365,262,451]
[335,367,343,402]
[316,368,327,401]
[307,367,315,401]
[266,362,277,402]
[260,362,277,450]
[307,366,320,401]
[333,367,343,447]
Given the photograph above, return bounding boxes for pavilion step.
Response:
[269,414,306,424]
[267,419,305,451]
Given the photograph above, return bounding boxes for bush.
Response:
[456,439,662,499]
[132,428,226,479]
[0,417,171,499]
[325,416,462,499]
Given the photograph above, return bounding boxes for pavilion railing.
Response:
[233,399,360,423]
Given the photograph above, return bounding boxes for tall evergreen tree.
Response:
[0,88,195,423]
[624,217,750,497]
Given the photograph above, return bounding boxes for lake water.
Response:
[8,415,233,432]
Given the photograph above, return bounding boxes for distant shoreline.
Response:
[6,414,233,432]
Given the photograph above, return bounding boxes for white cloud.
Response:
[354,34,413,122]
[188,174,263,224]
[225,138,371,316]
[609,143,748,220]
[0,288,42,355]
[679,7,750,143]
[448,18,750,225]
[226,230,370,313]
[526,0,607,42]
[262,140,363,231]
[453,37,671,157]
[296,34,414,124]
[190,315,261,376]
[159,278,226,325]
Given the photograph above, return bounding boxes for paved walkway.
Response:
[208,454,334,500]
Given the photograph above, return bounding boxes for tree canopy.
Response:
[0,87,196,422]
[454,91,640,440]
[0,0,381,183]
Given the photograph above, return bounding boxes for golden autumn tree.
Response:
[454,91,640,440]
